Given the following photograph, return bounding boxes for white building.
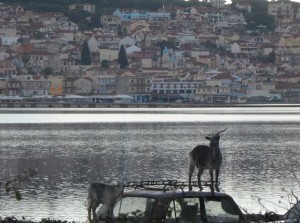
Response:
[152,79,202,102]
[2,36,19,46]
[209,0,225,9]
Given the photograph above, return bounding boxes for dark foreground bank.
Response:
[0,218,76,223]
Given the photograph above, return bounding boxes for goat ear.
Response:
[205,136,211,140]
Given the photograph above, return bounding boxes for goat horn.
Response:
[215,128,227,135]
[205,132,214,138]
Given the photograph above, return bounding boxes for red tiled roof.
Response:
[275,81,298,90]
[212,73,234,80]
[39,12,65,18]
[16,44,35,53]
[27,51,56,56]
[276,72,300,79]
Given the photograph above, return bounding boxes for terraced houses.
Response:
[0,1,300,104]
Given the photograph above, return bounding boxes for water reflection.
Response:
[0,108,299,221]
[1,113,300,124]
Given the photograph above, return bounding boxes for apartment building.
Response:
[152,80,201,102]
[268,1,294,21]
[100,15,121,29]
[209,0,225,9]
[129,75,152,102]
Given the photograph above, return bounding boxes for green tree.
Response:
[81,41,91,65]
[244,0,275,31]
[88,13,101,28]
[204,41,217,51]
[118,45,128,69]
[66,9,90,24]
[267,51,276,63]
[170,12,176,19]
[257,50,276,63]
[101,60,109,68]
[78,19,89,31]
[123,27,127,36]
[21,53,30,65]
[42,67,54,75]
[117,24,124,37]
[157,40,176,56]
[33,31,44,40]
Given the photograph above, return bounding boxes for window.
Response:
[204,197,240,222]
[166,197,241,223]
[166,197,200,223]
[113,197,155,221]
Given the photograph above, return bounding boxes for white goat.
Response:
[87,182,123,223]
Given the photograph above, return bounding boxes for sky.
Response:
[186,0,300,3]
[222,0,300,4]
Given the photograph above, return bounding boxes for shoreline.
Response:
[0,102,300,109]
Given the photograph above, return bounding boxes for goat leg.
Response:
[209,169,214,195]
[215,169,220,192]
[188,164,195,191]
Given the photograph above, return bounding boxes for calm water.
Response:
[0,107,300,222]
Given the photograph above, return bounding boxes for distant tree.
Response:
[244,0,275,31]
[26,2,64,12]
[101,60,109,68]
[117,24,124,37]
[81,41,91,65]
[123,27,127,36]
[157,40,176,56]
[203,41,217,51]
[170,12,176,19]
[183,52,190,58]
[118,45,128,69]
[267,51,276,63]
[78,19,89,31]
[21,53,30,65]
[256,50,276,63]
[42,67,53,75]
[88,13,101,28]
[33,31,43,40]
[65,9,90,24]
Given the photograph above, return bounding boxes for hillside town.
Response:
[1,0,300,105]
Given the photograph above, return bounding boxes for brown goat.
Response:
[188,128,227,193]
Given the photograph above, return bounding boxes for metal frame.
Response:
[123,180,219,191]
